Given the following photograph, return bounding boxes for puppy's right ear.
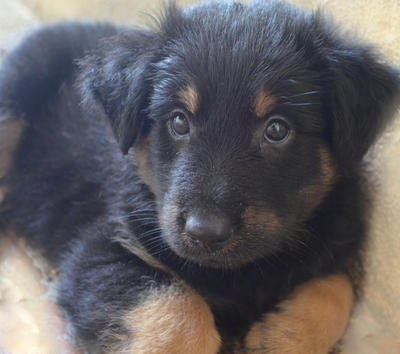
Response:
[79,30,160,154]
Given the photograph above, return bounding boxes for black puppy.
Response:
[0,0,399,352]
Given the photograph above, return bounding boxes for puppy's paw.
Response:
[244,274,353,354]
[115,282,221,354]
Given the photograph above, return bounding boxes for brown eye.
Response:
[264,118,290,143]
[169,111,190,137]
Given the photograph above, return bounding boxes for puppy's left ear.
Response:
[79,30,160,154]
[328,43,400,173]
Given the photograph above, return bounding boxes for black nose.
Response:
[185,213,232,251]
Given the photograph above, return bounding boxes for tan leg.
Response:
[113,282,221,354]
[245,274,354,354]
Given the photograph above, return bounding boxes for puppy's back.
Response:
[0,22,118,116]
[0,22,127,262]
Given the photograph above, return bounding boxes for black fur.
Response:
[0,1,399,351]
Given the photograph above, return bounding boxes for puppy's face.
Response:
[132,3,337,268]
[85,1,399,269]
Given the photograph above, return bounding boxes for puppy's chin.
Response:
[161,229,278,270]
[164,233,237,269]
[169,242,239,269]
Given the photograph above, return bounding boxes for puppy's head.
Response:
[81,1,400,268]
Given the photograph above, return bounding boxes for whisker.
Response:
[148,246,170,257]
[286,90,319,98]
[139,230,160,241]
[124,209,157,216]
[139,227,162,235]
[140,239,164,251]
[118,215,157,223]
[128,217,158,222]
[282,102,316,106]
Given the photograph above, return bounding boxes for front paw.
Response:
[244,275,353,354]
[115,282,221,354]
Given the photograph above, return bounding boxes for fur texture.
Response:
[0,1,399,352]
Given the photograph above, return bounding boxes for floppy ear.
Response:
[79,30,160,154]
[328,43,400,173]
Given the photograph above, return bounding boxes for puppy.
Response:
[0,1,399,352]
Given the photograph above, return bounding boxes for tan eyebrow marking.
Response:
[178,84,199,115]
[253,90,277,118]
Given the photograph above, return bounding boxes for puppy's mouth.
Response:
[168,229,240,268]
[161,210,239,268]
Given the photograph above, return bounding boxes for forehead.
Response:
[152,1,326,124]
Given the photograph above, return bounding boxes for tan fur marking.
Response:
[242,206,281,232]
[298,146,336,216]
[130,137,162,198]
[298,183,327,216]
[178,85,199,115]
[129,136,150,184]
[254,90,276,118]
[319,146,336,188]
[134,137,149,173]
[245,274,354,353]
[122,283,221,353]
[0,115,23,178]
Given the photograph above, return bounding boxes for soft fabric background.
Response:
[0,0,399,352]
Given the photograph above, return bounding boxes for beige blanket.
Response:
[0,0,399,352]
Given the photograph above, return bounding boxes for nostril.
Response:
[185,213,231,251]
[185,216,205,239]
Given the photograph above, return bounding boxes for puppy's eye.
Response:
[264,117,290,143]
[169,111,190,137]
